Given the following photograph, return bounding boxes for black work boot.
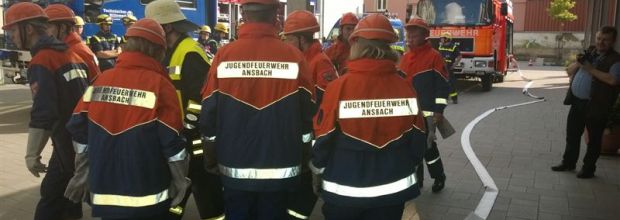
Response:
[432,175,446,193]
[451,96,458,104]
[577,166,595,179]
[551,163,576,172]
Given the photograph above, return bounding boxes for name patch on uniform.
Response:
[339,98,418,119]
[217,61,298,79]
[63,69,88,82]
[85,86,156,109]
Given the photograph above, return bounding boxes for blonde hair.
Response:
[349,38,398,62]
[122,37,165,61]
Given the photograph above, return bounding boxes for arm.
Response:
[181,52,210,110]
[310,84,339,174]
[200,56,220,139]
[433,58,450,115]
[566,62,580,78]
[583,62,620,86]
[95,50,120,59]
[298,59,317,138]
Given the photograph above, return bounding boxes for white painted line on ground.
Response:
[0,105,30,115]
[464,69,546,220]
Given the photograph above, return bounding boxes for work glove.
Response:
[202,136,219,174]
[25,128,51,177]
[168,150,191,207]
[64,142,89,203]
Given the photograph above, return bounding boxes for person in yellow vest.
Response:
[145,0,225,219]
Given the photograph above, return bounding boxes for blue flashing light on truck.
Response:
[1,0,218,84]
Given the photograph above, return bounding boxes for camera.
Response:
[577,46,596,64]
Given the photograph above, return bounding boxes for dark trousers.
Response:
[322,202,405,220]
[417,141,446,181]
[286,172,318,219]
[34,149,82,220]
[223,188,288,220]
[563,99,607,171]
[169,156,225,219]
[418,118,446,181]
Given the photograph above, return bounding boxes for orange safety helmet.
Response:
[405,16,430,31]
[281,10,319,35]
[2,2,48,30]
[348,14,397,43]
[44,4,76,23]
[125,18,167,48]
[340,12,359,27]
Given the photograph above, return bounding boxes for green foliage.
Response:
[548,0,578,22]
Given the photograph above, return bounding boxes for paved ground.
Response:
[0,63,618,220]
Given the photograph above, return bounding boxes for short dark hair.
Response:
[600,26,617,40]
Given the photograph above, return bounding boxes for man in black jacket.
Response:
[553,26,620,178]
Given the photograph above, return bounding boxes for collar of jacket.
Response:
[347,58,397,76]
[64,32,83,46]
[304,40,323,60]
[408,41,433,55]
[30,35,68,56]
[163,35,191,64]
[238,23,278,40]
[115,51,167,76]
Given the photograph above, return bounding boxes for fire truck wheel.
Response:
[494,74,505,83]
[481,74,493,91]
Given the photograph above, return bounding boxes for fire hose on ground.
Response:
[464,70,546,220]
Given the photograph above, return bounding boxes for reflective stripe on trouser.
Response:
[422,142,445,180]
[219,164,301,179]
[287,171,317,219]
[92,189,169,207]
[322,172,417,198]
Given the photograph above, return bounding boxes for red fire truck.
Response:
[416,0,514,91]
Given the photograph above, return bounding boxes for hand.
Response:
[25,156,47,177]
[433,113,444,124]
[64,174,89,203]
[579,61,594,72]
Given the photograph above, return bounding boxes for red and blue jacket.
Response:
[311,58,427,207]
[65,32,101,82]
[66,52,185,218]
[305,40,338,105]
[324,38,350,74]
[29,36,89,172]
[399,42,450,116]
[200,23,315,192]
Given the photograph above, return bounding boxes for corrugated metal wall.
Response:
[522,0,588,32]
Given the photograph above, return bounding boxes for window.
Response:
[377,0,387,11]
[141,0,196,9]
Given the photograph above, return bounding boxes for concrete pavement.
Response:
[0,64,618,220]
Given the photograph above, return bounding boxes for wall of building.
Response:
[584,0,618,47]
[363,0,410,22]
[517,0,588,32]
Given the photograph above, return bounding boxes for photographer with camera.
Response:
[553,26,620,179]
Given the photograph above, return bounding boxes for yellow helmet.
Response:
[74,15,85,26]
[121,15,137,25]
[440,32,452,39]
[215,23,229,34]
[200,25,211,33]
[97,14,113,25]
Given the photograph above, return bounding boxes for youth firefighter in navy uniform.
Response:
[200,0,315,219]
[88,14,121,72]
[3,2,90,219]
[399,17,449,193]
[438,32,462,104]
[65,18,191,220]
[310,14,427,220]
[281,10,338,219]
[145,0,224,219]
[45,4,101,82]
